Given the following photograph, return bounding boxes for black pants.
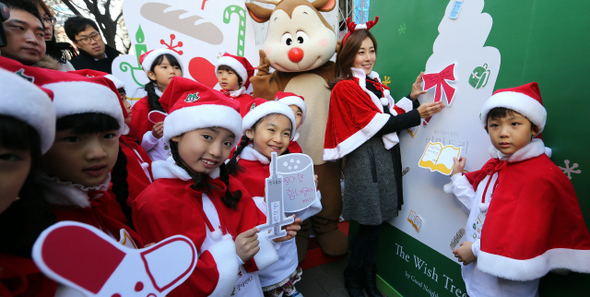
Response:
[349,223,381,269]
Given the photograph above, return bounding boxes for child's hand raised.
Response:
[272,215,302,243]
[453,241,476,265]
[452,157,466,176]
[235,227,260,262]
[152,121,164,139]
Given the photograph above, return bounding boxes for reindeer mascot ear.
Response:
[32,221,197,297]
[246,0,348,262]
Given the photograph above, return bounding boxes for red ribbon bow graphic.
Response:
[421,63,456,125]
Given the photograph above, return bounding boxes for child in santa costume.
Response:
[322,17,444,297]
[128,49,183,161]
[227,99,319,297]
[132,77,300,297]
[0,67,58,296]
[215,53,255,115]
[0,60,144,250]
[274,91,306,154]
[70,69,154,208]
[445,82,590,297]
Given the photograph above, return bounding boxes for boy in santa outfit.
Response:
[214,53,255,114]
[445,82,590,297]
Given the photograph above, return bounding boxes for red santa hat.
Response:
[215,53,255,89]
[480,82,547,133]
[274,91,306,125]
[139,49,184,75]
[159,76,242,146]
[0,68,56,154]
[43,73,126,135]
[242,98,297,140]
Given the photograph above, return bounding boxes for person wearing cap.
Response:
[128,49,183,162]
[0,68,58,296]
[227,99,317,297]
[445,82,590,297]
[132,77,298,297]
[274,91,306,154]
[214,53,255,114]
[0,59,143,251]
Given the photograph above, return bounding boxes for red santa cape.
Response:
[323,68,413,160]
[465,140,590,281]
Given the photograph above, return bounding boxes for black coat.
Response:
[70,44,120,74]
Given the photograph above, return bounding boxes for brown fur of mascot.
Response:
[247,0,348,261]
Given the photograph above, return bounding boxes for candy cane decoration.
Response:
[223,5,247,57]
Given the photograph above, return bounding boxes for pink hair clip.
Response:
[342,16,379,46]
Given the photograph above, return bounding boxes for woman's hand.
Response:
[273,216,302,243]
[451,157,466,176]
[235,227,260,262]
[453,241,476,265]
[417,101,445,118]
[151,121,164,139]
[410,72,428,100]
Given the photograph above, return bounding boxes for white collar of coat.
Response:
[213,84,247,97]
[38,173,111,208]
[351,67,390,109]
[152,157,220,181]
[488,138,550,162]
[239,145,271,164]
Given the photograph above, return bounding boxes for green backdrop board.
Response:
[366,0,589,296]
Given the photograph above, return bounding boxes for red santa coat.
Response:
[463,141,590,281]
[132,161,277,297]
[128,97,156,140]
[0,254,57,297]
[323,68,414,161]
[119,135,153,205]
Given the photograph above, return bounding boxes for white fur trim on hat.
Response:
[278,96,306,125]
[104,74,125,89]
[141,48,184,75]
[480,91,547,133]
[216,56,247,86]
[43,81,126,135]
[242,101,297,140]
[163,104,243,146]
[0,69,56,153]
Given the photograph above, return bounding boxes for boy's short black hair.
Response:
[218,64,243,87]
[2,0,44,29]
[64,15,99,42]
[486,107,538,132]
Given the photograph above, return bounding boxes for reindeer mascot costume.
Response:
[246,0,347,261]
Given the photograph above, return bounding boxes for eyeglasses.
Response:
[75,32,101,45]
[43,17,56,25]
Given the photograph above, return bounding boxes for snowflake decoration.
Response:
[559,159,581,180]
[399,23,407,35]
[382,75,391,87]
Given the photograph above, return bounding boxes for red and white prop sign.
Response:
[32,221,197,297]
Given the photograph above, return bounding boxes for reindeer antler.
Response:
[365,16,379,30]
[346,17,356,32]
[342,16,380,46]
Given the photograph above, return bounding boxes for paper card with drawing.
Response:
[418,142,461,175]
